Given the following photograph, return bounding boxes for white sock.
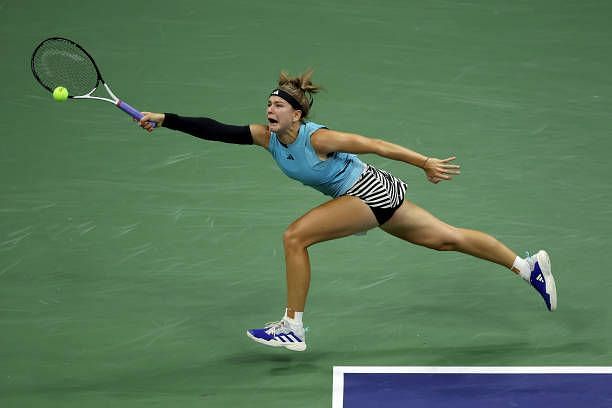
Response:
[513,256,531,281]
[292,312,303,325]
[284,309,303,327]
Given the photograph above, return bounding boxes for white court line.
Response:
[332,366,612,408]
[332,366,345,408]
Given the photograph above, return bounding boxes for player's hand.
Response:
[138,112,165,132]
[423,156,461,184]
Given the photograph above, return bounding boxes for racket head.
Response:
[31,37,103,98]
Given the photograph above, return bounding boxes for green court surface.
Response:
[1,1,611,407]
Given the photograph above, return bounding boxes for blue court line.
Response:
[333,367,612,408]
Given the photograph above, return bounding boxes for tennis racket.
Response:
[31,37,155,127]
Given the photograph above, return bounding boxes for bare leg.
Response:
[380,199,518,270]
[283,195,379,317]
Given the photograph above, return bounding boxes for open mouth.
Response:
[268,117,278,124]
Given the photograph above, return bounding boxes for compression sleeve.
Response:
[162,113,253,145]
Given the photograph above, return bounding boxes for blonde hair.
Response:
[277,68,322,119]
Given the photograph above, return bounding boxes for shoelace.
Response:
[263,320,309,337]
[263,321,285,336]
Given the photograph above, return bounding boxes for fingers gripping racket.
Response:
[31,37,155,127]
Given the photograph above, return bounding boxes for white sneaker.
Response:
[526,250,557,311]
[246,318,307,351]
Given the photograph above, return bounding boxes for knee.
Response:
[427,230,463,251]
[434,240,457,251]
[283,223,309,251]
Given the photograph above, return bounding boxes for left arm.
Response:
[310,129,460,183]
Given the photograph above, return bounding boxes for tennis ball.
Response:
[53,86,69,102]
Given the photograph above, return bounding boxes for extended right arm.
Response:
[138,112,270,148]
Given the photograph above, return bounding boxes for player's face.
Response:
[267,96,301,133]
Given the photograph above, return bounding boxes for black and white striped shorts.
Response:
[344,165,407,225]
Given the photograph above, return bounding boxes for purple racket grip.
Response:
[116,100,157,128]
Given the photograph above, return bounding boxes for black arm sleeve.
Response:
[162,113,253,145]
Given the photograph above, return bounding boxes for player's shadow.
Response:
[225,339,602,374]
[224,350,334,376]
[337,340,602,366]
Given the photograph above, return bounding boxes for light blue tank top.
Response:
[268,122,365,197]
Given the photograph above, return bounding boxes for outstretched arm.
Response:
[138,112,270,148]
[310,128,460,184]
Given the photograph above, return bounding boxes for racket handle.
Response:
[116,100,157,128]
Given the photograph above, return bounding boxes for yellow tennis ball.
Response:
[53,86,69,102]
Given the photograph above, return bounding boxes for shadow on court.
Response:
[322,340,599,367]
[224,339,602,370]
[224,350,329,376]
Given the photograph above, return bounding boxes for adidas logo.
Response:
[286,154,295,160]
[536,273,544,283]
[272,90,279,95]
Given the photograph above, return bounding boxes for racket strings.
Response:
[32,39,99,96]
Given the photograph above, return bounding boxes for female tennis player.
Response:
[138,69,557,352]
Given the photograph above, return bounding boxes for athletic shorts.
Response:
[344,165,407,225]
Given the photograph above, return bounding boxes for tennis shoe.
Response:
[526,250,557,311]
[247,318,306,351]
